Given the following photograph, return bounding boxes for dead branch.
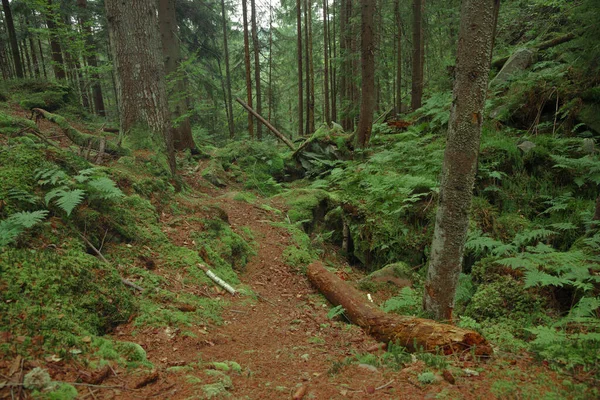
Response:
[235,97,296,151]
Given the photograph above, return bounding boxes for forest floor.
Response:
[14,173,569,400]
[0,104,584,399]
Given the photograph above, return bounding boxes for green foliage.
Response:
[383,287,421,315]
[0,210,48,247]
[417,371,436,384]
[327,305,346,319]
[0,248,136,354]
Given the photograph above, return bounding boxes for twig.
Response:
[87,387,98,400]
[375,380,395,391]
[16,357,23,400]
[78,232,144,292]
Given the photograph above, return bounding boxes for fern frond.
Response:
[0,210,48,247]
[6,189,40,205]
[87,177,124,200]
[35,167,68,186]
[47,189,85,216]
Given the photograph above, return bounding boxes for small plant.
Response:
[327,305,346,320]
[417,371,436,384]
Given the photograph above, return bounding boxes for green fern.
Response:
[35,167,69,186]
[87,177,124,200]
[45,188,85,216]
[383,287,420,313]
[6,189,40,205]
[0,210,49,247]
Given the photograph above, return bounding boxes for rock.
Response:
[361,263,413,288]
[201,161,228,187]
[582,138,596,155]
[517,140,536,154]
[490,48,536,86]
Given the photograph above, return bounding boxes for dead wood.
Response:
[32,108,128,156]
[491,33,576,70]
[235,97,296,151]
[306,262,493,356]
[132,370,159,389]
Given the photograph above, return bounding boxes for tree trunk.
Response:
[76,0,106,117]
[22,39,33,77]
[250,0,262,140]
[27,22,40,77]
[411,0,423,111]
[307,0,315,134]
[339,0,349,130]
[356,0,375,148]
[45,0,66,80]
[296,0,304,138]
[242,0,254,139]
[2,0,24,78]
[158,0,195,151]
[423,0,498,321]
[395,0,402,115]
[323,0,331,126]
[105,0,176,174]
[38,38,48,79]
[330,0,337,123]
[236,97,296,151]
[307,262,493,355]
[304,0,310,135]
[220,0,235,139]
[268,4,273,122]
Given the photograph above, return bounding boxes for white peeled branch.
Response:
[198,264,236,295]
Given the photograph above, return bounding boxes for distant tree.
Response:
[411,0,423,110]
[2,0,24,78]
[159,0,195,151]
[296,0,303,137]
[394,0,402,115]
[45,0,66,80]
[356,0,375,148]
[422,0,499,321]
[250,0,262,139]
[105,0,176,174]
[76,0,106,116]
[242,0,254,138]
[323,0,331,126]
[220,0,235,138]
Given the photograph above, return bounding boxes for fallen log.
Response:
[235,97,296,151]
[32,108,128,157]
[307,262,493,356]
[491,32,576,70]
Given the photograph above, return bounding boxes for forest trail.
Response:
[87,174,562,400]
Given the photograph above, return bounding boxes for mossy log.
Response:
[32,108,128,157]
[491,33,576,70]
[307,262,493,356]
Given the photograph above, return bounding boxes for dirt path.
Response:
[96,186,512,400]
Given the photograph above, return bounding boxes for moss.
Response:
[20,91,68,112]
[0,248,136,354]
[37,383,79,400]
[464,277,542,321]
[110,195,167,243]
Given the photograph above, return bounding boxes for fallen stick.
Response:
[235,97,296,151]
[78,232,144,292]
[198,264,236,295]
[32,108,128,157]
[307,262,493,356]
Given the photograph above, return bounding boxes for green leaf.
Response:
[327,305,346,319]
[54,189,86,216]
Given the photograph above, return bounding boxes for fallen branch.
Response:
[491,32,576,70]
[78,232,145,292]
[32,108,128,157]
[235,97,296,151]
[307,262,493,356]
[198,264,236,295]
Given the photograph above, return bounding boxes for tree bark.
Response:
[45,0,66,80]
[356,0,375,148]
[76,0,106,117]
[220,0,235,138]
[411,0,423,111]
[105,0,176,174]
[423,0,498,321]
[250,0,262,139]
[242,0,254,139]
[296,0,304,138]
[307,0,315,134]
[307,262,493,355]
[395,0,402,115]
[323,0,331,126]
[158,0,195,151]
[2,0,24,78]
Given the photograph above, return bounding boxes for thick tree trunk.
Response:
[323,0,331,126]
[423,0,497,321]
[330,0,337,122]
[307,262,493,355]
[250,0,262,139]
[304,0,310,135]
[356,0,375,148]
[220,0,235,139]
[105,0,176,174]
[411,0,423,110]
[2,0,24,78]
[339,0,350,130]
[395,0,402,115]
[45,0,66,80]
[158,0,195,151]
[27,24,40,77]
[296,0,304,138]
[76,0,106,117]
[242,0,254,139]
